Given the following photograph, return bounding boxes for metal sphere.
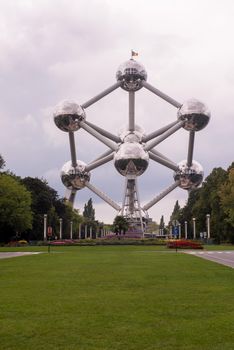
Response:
[114,143,149,177]
[178,98,210,131]
[174,160,204,190]
[118,124,145,142]
[60,160,90,190]
[54,100,86,132]
[116,59,147,91]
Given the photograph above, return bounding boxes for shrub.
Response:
[167,240,203,249]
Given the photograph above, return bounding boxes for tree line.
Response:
[168,162,234,243]
[0,154,103,242]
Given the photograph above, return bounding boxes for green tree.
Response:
[219,167,234,242]
[0,174,32,242]
[0,154,5,170]
[113,215,129,235]
[169,200,182,225]
[83,198,95,221]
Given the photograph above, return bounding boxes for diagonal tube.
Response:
[85,121,121,143]
[187,131,195,167]
[89,149,113,163]
[149,152,179,172]
[85,152,114,172]
[79,121,118,151]
[81,82,121,109]
[85,182,121,211]
[143,181,180,211]
[142,81,182,108]
[150,149,174,163]
[68,132,77,167]
[145,120,185,151]
[142,120,180,142]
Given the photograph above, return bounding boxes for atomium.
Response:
[53,55,210,235]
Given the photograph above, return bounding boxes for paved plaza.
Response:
[0,252,42,259]
[184,250,234,269]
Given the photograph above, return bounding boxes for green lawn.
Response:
[0,245,234,350]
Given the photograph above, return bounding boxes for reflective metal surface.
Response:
[116,59,147,91]
[174,160,204,190]
[60,160,90,190]
[54,100,86,132]
[178,98,210,131]
[114,142,149,176]
[118,124,145,142]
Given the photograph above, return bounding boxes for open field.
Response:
[1,245,234,350]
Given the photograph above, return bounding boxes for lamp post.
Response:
[193,218,196,240]
[70,221,73,239]
[206,214,211,239]
[178,223,181,239]
[43,214,47,241]
[184,221,188,239]
[59,218,63,240]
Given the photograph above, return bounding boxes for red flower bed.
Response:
[167,240,203,249]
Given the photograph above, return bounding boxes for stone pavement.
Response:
[0,252,42,259]
[184,250,234,269]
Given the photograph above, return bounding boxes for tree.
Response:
[169,200,182,225]
[0,174,32,242]
[113,215,129,235]
[219,167,234,242]
[22,177,60,240]
[83,198,95,221]
[0,154,5,170]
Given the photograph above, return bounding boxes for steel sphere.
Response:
[114,142,149,177]
[116,59,147,91]
[54,100,86,132]
[118,124,145,142]
[60,160,90,190]
[174,160,204,190]
[178,98,210,131]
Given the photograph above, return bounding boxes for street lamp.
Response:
[70,221,73,239]
[184,221,188,239]
[206,214,211,239]
[59,218,63,239]
[192,217,196,240]
[43,214,47,241]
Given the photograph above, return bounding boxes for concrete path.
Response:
[184,250,234,269]
[0,252,42,259]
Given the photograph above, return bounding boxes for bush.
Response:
[167,240,203,249]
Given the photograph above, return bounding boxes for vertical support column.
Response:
[43,214,47,241]
[187,131,195,167]
[206,214,211,239]
[70,221,73,239]
[184,221,188,239]
[68,132,77,167]
[129,91,135,132]
[89,227,92,239]
[59,218,63,239]
[193,218,196,240]
[78,223,81,239]
[178,224,181,239]
[85,225,87,239]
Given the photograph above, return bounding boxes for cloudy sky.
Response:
[0,0,233,224]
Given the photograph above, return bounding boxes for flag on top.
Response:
[131,50,138,58]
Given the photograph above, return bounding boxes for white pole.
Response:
[89,227,92,239]
[178,224,181,239]
[59,218,63,239]
[85,225,87,239]
[185,221,188,239]
[78,223,81,239]
[70,221,73,239]
[43,214,47,241]
[206,214,211,239]
[193,218,196,240]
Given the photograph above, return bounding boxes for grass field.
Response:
[1,245,234,350]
